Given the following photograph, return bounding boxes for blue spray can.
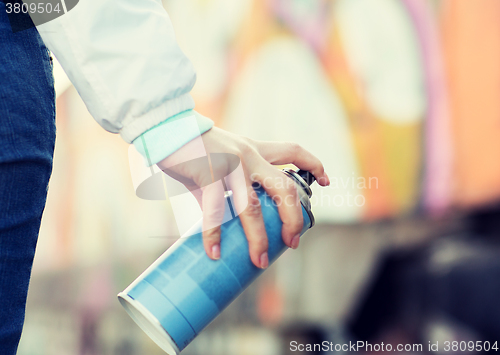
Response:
[118,169,316,354]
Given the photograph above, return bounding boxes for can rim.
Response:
[282,168,313,197]
[282,169,315,228]
[118,292,180,355]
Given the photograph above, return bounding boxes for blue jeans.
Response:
[0,2,56,354]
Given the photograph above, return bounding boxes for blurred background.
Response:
[17,0,500,354]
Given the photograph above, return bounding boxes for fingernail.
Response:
[324,172,330,186]
[212,244,220,260]
[291,234,300,249]
[260,252,269,269]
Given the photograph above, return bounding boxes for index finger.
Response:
[254,141,330,186]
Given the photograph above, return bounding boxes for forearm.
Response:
[35,0,196,143]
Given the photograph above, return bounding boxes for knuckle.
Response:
[317,164,325,176]
[284,180,298,196]
[250,236,268,251]
[272,194,283,206]
[248,189,261,204]
[238,142,257,158]
[285,177,298,190]
[203,228,221,242]
[288,141,302,154]
[244,199,262,218]
[287,219,303,234]
[249,172,261,183]
[242,135,257,147]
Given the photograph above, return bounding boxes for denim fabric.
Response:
[0,2,56,354]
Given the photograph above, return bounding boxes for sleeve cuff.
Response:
[132,110,214,167]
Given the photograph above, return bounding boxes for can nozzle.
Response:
[297,169,316,186]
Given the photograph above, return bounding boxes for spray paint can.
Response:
[118,169,316,354]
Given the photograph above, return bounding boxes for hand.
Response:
[156,127,329,269]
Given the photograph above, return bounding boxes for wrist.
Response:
[133,110,214,167]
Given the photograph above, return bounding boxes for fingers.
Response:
[229,169,269,269]
[158,128,323,270]
[257,166,304,250]
[201,182,226,260]
[254,141,330,186]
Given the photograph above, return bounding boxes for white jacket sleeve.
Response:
[35,0,196,143]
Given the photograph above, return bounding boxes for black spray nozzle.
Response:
[297,169,316,186]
